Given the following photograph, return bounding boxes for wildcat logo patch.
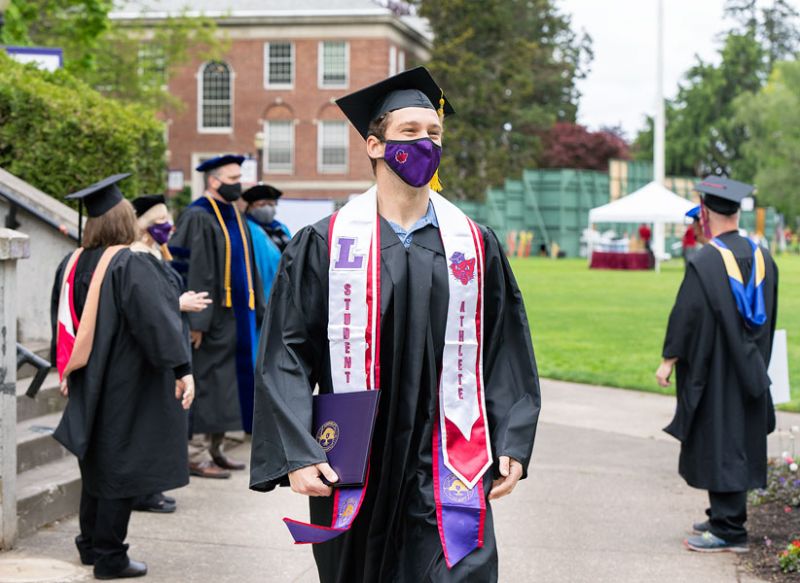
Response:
[395,150,409,164]
[449,252,476,286]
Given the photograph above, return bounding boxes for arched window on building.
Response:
[198,61,232,132]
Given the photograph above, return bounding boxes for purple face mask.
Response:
[382,138,442,188]
[147,222,173,246]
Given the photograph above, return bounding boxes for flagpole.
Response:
[653,0,665,273]
[654,0,665,186]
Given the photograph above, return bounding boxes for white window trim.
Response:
[264,120,295,175]
[398,50,406,72]
[389,45,397,76]
[263,42,294,90]
[197,61,234,134]
[317,120,349,175]
[317,41,349,90]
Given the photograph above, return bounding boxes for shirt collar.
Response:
[386,201,439,248]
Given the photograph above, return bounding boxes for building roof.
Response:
[110,0,432,42]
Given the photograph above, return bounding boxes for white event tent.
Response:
[588,181,696,270]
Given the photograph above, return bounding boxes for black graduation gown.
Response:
[169,201,265,434]
[50,248,191,499]
[131,247,194,370]
[250,217,541,583]
[663,231,779,492]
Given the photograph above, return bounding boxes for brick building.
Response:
[111,1,432,200]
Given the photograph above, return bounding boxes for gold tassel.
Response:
[225,286,232,308]
[249,289,255,311]
[429,169,443,192]
[429,91,446,193]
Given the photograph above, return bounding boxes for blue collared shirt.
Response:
[387,201,439,248]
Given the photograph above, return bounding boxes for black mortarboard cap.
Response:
[694,176,755,216]
[243,183,283,203]
[131,194,166,218]
[65,173,130,218]
[335,66,455,140]
[195,154,245,173]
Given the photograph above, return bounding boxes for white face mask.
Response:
[249,206,276,225]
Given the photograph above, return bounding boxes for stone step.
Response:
[16,411,69,474]
[16,371,64,423]
[17,341,52,381]
[17,456,81,539]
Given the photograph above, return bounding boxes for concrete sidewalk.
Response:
[3,379,795,582]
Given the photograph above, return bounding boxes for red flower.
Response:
[792,540,800,548]
[786,506,794,514]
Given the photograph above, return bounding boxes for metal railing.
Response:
[0,184,79,242]
[16,344,52,398]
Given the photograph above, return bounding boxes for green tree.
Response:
[0,52,166,202]
[725,0,800,69]
[2,0,112,74]
[633,32,766,177]
[2,0,223,110]
[87,14,223,110]
[418,0,592,200]
[735,60,800,222]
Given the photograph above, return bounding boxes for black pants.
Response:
[76,487,134,576]
[706,491,748,544]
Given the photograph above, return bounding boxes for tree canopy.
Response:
[419,0,592,200]
[632,0,799,181]
[633,32,766,177]
[2,0,223,110]
[734,60,800,223]
[539,123,629,172]
[0,52,165,202]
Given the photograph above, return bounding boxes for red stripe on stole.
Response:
[468,219,487,544]
[373,213,381,389]
[365,236,374,390]
[327,212,339,258]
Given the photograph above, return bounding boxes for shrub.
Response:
[0,52,165,202]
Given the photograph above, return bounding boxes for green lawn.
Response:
[510,255,800,409]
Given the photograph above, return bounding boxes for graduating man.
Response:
[250,67,541,582]
[657,176,779,553]
[170,155,264,478]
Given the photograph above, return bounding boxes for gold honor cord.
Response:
[233,204,256,310]
[204,194,255,310]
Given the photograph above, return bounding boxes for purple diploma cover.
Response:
[313,390,380,487]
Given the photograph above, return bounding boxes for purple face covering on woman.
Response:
[148,222,173,246]
[382,138,442,188]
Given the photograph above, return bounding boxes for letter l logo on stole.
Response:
[334,237,364,270]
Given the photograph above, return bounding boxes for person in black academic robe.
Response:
[249,67,540,582]
[130,194,212,513]
[50,175,193,579]
[250,212,540,582]
[658,176,779,552]
[169,155,264,477]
